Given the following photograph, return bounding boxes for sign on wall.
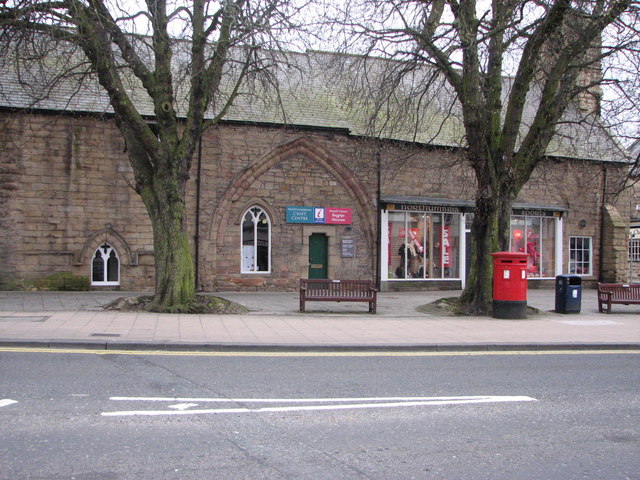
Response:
[341,238,355,257]
[286,206,352,225]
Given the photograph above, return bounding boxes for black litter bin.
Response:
[555,275,582,313]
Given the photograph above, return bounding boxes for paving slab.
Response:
[0,289,638,351]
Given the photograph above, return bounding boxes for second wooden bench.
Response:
[597,283,640,313]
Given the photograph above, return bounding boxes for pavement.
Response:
[0,289,638,352]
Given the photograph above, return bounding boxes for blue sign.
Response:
[286,206,314,223]
[313,207,325,224]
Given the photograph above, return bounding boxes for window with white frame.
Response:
[569,236,592,275]
[630,228,640,262]
[510,214,557,278]
[387,210,461,279]
[91,243,120,285]
[241,206,271,273]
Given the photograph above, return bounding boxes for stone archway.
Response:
[210,136,375,248]
[76,227,137,267]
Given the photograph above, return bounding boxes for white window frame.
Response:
[240,206,272,274]
[380,209,463,282]
[629,228,640,262]
[509,214,561,279]
[568,236,593,276]
[91,243,120,286]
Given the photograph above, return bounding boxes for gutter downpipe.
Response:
[376,149,382,291]
[598,161,607,283]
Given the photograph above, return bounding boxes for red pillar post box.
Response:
[491,252,528,319]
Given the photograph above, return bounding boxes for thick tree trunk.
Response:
[460,193,499,315]
[497,190,516,252]
[460,165,521,315]
[140,177,195,312]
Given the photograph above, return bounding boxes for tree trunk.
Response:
[460,193,499,315]
[140,176,195,312]
[460,160,524,314]
[497,188,519,253]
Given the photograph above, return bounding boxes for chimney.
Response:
[575,39,602,116]
[538,10,603,117]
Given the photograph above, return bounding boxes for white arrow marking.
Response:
[0,399,18,408]
[168,403,199,411]
[109,395,529,403]
[102,395,537,417]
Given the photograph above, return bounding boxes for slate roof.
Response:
[0,42,628,163]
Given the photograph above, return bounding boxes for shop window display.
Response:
[388,211,460,279]
[510,215,556,278]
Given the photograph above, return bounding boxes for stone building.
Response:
[0,51,633,292]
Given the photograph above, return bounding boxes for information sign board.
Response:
[286,206,352,225]
[286,206,314,223]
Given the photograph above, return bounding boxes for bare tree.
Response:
[329,0,637,314]
[0,0,306,311]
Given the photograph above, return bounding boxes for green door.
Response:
[308,233,328,279]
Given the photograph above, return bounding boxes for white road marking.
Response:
[102,395,537,417]
[168,403,199,410]
[111,395,526,403]
[0,399,18,408]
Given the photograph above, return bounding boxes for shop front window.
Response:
[388,211,460,279]
[510,215,556,278]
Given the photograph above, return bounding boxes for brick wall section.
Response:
[631,262,640,283]
[201,129,378,291]
[0,111,632,291]
[0,116,21,284]
[0,112,155,289]
[601,205,630,283]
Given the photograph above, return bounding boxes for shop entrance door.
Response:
[308,233,328,279]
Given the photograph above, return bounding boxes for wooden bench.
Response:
[597,283,640,313]
[300,279,377,313]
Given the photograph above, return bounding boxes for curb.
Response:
[1,340,639,353]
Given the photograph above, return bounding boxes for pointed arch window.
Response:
[241,206,271,273]
[92,243,120,286]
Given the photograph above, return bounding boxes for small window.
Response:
[569,236,592,276]
[630,228,640,262]
[92,243,120,285]
[241,206,271,273]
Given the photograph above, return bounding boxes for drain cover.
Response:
[90,333,121,338]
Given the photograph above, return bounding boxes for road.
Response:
[1,348,639,480]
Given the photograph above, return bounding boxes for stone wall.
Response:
[0,110,633,291]
[0,112,155,290]
[601,205,630,283]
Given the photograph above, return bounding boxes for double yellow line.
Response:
[1,346,638,357]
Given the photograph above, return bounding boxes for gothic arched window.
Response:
[92,243,120,285]
[241,206,271,273]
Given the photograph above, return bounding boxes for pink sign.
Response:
[326,207,352,224]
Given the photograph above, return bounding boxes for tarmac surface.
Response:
[0,288,638,351]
